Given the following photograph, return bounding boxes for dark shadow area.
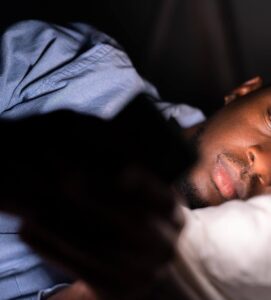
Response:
[0,94,194,299]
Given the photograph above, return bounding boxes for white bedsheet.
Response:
[177,195,271,300]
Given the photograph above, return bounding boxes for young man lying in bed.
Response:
[0,19,271,300]
[178,75,271,209]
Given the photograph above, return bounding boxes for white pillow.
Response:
[177,195,271,300]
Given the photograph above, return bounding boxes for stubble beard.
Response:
[177,124,209,209]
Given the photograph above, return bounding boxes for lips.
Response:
[212,155,247,200]
[212,160,237,199]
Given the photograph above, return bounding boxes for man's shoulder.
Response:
[0,20,157,120]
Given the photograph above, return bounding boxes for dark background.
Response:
[2,0,271,116]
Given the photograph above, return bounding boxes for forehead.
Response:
[206,87,271,130]
[220,87,271,119]
[238,86,271,109]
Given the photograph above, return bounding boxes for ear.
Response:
[224,76,263,105]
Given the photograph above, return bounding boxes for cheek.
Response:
[204,112,256,147]
[198,124,251,164]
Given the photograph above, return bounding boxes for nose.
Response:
[247,145,271,186]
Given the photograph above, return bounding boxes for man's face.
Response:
[183,86,271,208]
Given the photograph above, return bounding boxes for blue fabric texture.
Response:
[0,20,159,120]
[0,212,69,300]
[0,20,204,299]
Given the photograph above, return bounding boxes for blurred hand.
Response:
[21,167,183,300]
[0,100,187,300]
[48,281,97,300]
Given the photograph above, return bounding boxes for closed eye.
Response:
[265,108,271,129]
